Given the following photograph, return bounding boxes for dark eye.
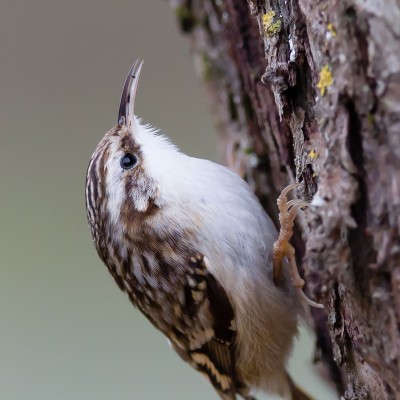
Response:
[120,153,137,170]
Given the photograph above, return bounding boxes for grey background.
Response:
[0,1,335,399]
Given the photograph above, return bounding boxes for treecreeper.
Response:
[85,59,323,400]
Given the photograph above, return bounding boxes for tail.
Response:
[287,373,314,400]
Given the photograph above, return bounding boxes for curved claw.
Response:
[279,183,302,199]
[286,199,309,209]
[297,288,324,308]
[287,202,309,215]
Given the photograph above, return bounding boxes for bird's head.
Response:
[85,60,182,248]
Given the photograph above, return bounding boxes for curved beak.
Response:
[118,59,144,127]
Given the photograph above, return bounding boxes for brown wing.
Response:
[171,253,238,400]
[112,248,240,399]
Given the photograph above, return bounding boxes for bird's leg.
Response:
[273,184,324,308]
[272,183,306,286]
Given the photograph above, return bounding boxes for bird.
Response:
[85,59,321,400]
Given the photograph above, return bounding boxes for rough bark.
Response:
[170,0,400,399]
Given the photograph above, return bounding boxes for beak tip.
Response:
[117,58,144,126]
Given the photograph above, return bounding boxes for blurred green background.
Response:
[0,1,336,399]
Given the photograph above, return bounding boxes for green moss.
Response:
[176,4,197,33]
[243,147,254,155]
[228,94,238,121]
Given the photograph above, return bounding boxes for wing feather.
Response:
[180,254,238,399]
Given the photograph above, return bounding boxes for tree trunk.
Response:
[170,0,400,398]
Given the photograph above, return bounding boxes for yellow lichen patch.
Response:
[262,11,282,36]
[262,11,275,30]
[308,149,318,160]
[317,65,333,96]
[327,23,336,37]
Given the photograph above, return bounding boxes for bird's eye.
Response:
[120,153,138,170]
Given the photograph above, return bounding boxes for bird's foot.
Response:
[273,183,323,309]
